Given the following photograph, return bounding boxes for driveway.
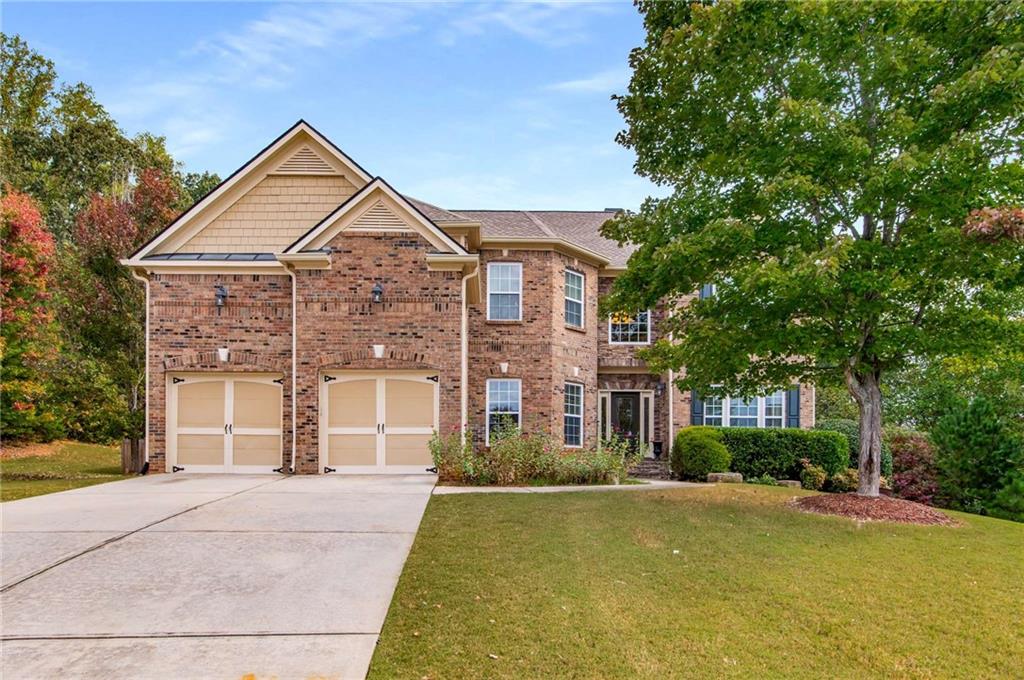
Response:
[1,473,435,679]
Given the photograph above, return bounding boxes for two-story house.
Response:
[122,121,814,474]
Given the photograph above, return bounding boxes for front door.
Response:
[610,392,642,450]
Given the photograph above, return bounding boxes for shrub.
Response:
[671,427,731,481]
[932,397,1024,518]
[429,430,486,484]
[712,427,847,480]
[799,459,827,491]
[745,473,778,486]
[828,468,860,493]
[815,418,893,477]
[889,431,940,505]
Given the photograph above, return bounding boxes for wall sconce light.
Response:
[214,285,229,308]
[499,362,509,374]
[371,282,384,304]
[217,347,230,363]
[373,344,385,359]
[656,382,666,397]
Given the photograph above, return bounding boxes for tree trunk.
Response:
[844,366,883,497]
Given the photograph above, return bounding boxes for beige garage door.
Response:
[170,374,283,473]
[321,373,436,473]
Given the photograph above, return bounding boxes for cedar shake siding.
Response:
[126,121,815,474]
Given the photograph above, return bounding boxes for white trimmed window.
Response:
[487,262,522,321]
[564,270,584,328]
[609,310,651,344]
[564,382,583,447]
[486,378,521,444]
[703,391,786,428]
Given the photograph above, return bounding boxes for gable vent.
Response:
[274,145,336,175]
[350,200,408,231]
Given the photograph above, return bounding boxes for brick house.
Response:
[122,121,814,474]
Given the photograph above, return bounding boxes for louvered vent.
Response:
[351,200,407,231]
[274,145,336,174]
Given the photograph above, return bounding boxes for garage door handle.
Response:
[224,424,228,434]
[229,424,233,434]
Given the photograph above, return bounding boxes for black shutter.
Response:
[699,284,714,300]
[690,390,704,425]
[786,386,800,428]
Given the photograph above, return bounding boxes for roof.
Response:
[451,209,633,268]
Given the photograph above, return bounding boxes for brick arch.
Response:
[162,350,283,371]
[318,348,437,371]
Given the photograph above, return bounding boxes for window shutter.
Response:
[786,386,800,428]
[699,284,714,300]
[690,390,704,425]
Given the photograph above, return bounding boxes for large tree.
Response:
[604,0,1024,495]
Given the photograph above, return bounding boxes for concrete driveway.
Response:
[1,473,435,679]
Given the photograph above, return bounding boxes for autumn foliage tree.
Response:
[1,189,60,439]
[604,0,1024,496]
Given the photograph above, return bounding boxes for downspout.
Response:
[283,262,298,473]
[130,269,151,464]
[460,265,480,447]
[667,368,675,448]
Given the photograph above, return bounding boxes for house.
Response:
[122,121,815,474]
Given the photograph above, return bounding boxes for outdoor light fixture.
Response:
[214,285,229,308]
[371,282,384,303]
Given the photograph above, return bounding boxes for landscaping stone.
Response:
[777,480,802,489]
[707,472,743,483]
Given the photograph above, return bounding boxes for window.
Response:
[764,391,784,428]
[486,379,521,444]
[704,395,724,426]
[487,262,522,321]
[609,310,651,344]
[564,270,584,328]
[729,396,759,427]
[564,382,583,447]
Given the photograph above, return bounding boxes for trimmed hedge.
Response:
[814,418,893,477]
[707,427,848,480]
[671,427,731,481]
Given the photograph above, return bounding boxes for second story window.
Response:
[564,270,584,328]
[487,262,522,321]
[609,310,651,344]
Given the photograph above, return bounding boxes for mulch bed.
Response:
[791,493,960,526]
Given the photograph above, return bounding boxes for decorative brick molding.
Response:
[163,350,284,371]
[318,348,435,370]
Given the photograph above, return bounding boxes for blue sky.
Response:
[6,1,664,210]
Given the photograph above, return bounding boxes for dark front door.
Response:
[610,392,641,449]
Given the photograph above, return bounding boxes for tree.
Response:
[604,1,1024,495]
[1,189,60,440]
[182,171,222,207]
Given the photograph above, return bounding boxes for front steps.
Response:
[630,457,672,480]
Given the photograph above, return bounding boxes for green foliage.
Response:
[815,418,893,477]
[429,428,641,486]
[827,469,861,494]
[799,459,828,491]
[40,352,130,443]
[604,0,1024,494]
[745,473,778,487]
[182,171,222,206]
[932,397,1024,519]
[814,384,859,421]
[710,427,847,480]
[671,426,731,481]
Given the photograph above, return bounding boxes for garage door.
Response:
[168,374,283,473]
[320,372,437,474]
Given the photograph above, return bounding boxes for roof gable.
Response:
[285,178,467,255]
[129,120,373,260]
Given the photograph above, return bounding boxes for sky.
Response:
[5,1,666,211]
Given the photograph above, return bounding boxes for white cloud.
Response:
[546,66,631,94]
[438,1,611,47]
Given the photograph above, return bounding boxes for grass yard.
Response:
[1,441,129,501]
[369,485,1023,679]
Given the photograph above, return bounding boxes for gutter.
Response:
[129,269,151,465]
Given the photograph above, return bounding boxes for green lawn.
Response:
[1,442,129,501]
[369,485,1023,679]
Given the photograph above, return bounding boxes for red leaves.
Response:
[1,190,55,325]
[962,207,1024,243]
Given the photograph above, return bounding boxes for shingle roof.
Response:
[449,209,634,268]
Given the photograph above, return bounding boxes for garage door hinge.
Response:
[426,466,438,474]
[172,465,184,472]
[172,377,185,384]
[273,378,284,384]
[273,466,286,473]
[324,466,336,473]
[427,375,439,383]
[323,375,337,383]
